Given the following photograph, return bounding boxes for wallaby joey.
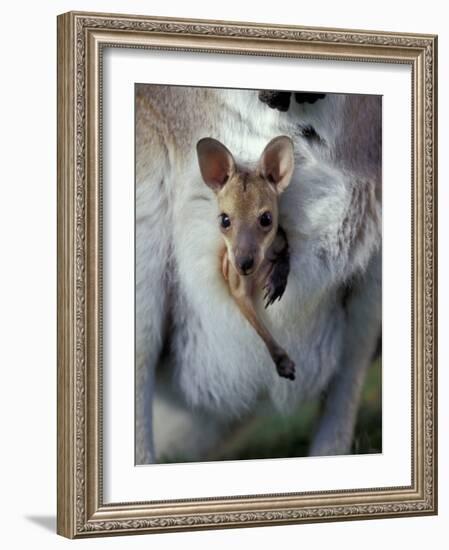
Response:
[197,136,296,380]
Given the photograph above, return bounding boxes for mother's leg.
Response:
[309,252,381,456]
[135,90,172,464]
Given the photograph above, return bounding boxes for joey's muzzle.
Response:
[236,255,255,276]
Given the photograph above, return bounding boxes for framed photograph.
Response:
[57,11,438,538]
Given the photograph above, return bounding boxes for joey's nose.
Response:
[238,256,254,275]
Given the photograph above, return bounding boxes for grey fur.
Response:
[135,85,381,463]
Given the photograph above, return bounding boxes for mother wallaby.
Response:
[135,85,381,463]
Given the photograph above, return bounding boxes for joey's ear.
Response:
[259,135,295,194]
[196,138,235,193]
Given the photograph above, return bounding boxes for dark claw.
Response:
[264,264,289,308]
[275,355,296,381]
[263,226,291,308]
[258,90,292,111]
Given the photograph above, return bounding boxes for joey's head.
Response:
[197,135,294,277]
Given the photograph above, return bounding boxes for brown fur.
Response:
[217,169,280,274]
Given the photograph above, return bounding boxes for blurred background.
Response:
[155,358,381,464]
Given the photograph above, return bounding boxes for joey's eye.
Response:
[219,213,231,229]
[259,211,272,228]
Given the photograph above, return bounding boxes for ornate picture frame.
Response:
[57,11,437,538]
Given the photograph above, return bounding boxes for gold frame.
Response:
[57,11,438,538]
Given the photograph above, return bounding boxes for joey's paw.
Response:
[275,355,296,381]
[263,261,289,308]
